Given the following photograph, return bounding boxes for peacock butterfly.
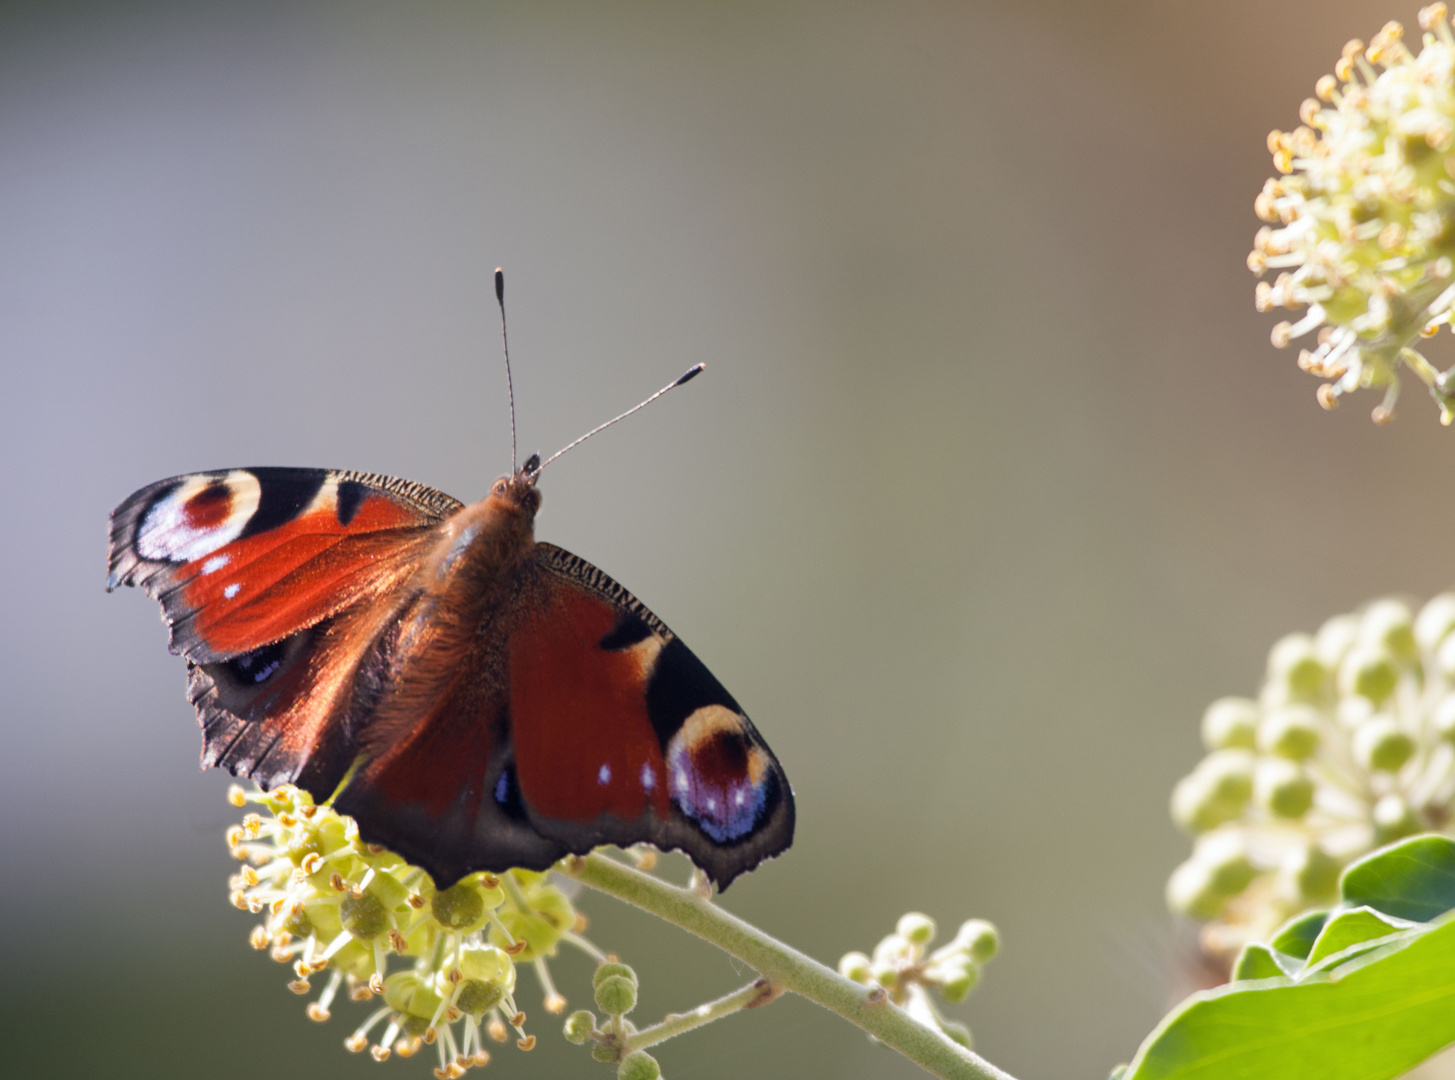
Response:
[106,272,793,890]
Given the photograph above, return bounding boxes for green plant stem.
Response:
[626,979,775,1051]
[568,853,1019,1080]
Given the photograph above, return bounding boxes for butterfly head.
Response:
[488,452,543,517]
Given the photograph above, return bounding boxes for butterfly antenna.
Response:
[495,268,518,470]
[530,364,705,478]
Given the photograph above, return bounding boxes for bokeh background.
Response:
[2,1,1450,1077]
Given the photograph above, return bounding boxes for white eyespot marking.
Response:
[223,583,241,600]
[641,763,655,791]
[734,790,747,806]
[136,471,262,564]
[304,474,339,517]
[673,767,689,793]
[201,554,230,575]
[597,763,612,786]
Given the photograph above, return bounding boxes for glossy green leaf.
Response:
[1305,907,1407,966]
[1268,909,1328,959]
[1340,835,1455,922]
[1122,914,1455,1080]
[1230,943,1291,981]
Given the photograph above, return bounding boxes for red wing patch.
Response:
[509,586,671,822]
[174,498,425,656]
[109,468,461,662]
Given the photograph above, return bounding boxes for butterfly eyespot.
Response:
[225,640,289,685]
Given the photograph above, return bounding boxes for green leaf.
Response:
[1230,943,1293,981]
[1269,909,1328,959]
[1122,915,1455,1080]
[1305,907,1407,966]
[1340,835,1455,922]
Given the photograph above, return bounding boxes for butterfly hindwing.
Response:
[327,542,793,890]
[509,544,794,889]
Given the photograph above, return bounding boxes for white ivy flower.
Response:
[1250,8,1455,423]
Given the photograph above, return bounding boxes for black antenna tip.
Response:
[675,363,706,386]
[494,268,505,306]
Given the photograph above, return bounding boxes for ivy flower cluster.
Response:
[1250,6,1455,423]
[837,913,999,1050]
[225,784,601,1076]
[1167,595,1455,958]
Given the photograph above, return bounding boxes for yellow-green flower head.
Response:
[1168,594,1455,959]
[1250,8,1455,424]
[225,784,590,1075]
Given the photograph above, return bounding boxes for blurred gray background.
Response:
[1,1,1447,1077]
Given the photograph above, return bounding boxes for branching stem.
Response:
[567,853,1018,1080]
[626,979,778,1052]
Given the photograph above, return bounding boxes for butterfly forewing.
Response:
[108,467,461,790]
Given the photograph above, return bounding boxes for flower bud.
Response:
[1257,705,1322,760]
[1165,858,1225,920]
[872,933,915,967]
[896,913,936,947]
[1281,843,1340,904]
[1341,644,1401,703]
[1268,633,1326,700]
[1170,751,1254,833]
[1255,759,1315,819]
[1193,831,1258,896]
[1201,698,1259,751]
[838,951,872,983]
[563,1010,597,1045]
[1315,614,1359,667]
[592,961,637,990]
[1352,715,1415,773]
[1435,695,1455,741]
[1372,793,1419,844]
[869,961,899,990]
[951,919,999,964]
[618,1050,661,1080]
[1360,599,1416,660]
[933,959,980,1003]
[594,974,638,1017]
[1415,594,1455,652]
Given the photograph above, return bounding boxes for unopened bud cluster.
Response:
[1250,8,1455,423]
[1168,595,1455,956]
[838,913,998,1049]
[561,962,661,1080]
[226,784,590,1076]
